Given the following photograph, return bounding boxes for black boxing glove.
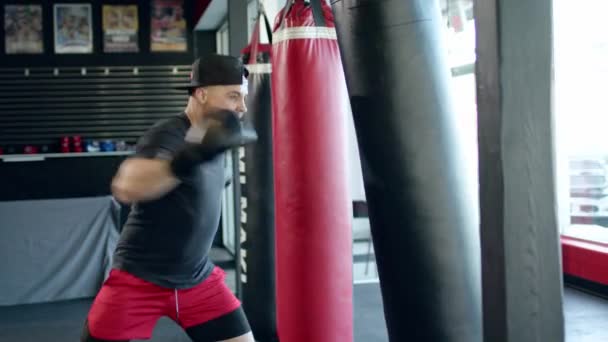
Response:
[170,109,257,180]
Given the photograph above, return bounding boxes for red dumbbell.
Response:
[60,136,71,153]
[24,146,39,154]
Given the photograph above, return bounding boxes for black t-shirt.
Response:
[112,113,225,289]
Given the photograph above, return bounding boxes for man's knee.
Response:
[219,331,255,342]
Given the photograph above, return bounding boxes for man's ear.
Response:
[196,88,208,103]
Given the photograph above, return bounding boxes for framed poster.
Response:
[53,3,93,54]
[150,0,187,52]
[4,5,44,54]
[103,5,139,53]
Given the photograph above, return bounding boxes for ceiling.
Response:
[195,0,228,30]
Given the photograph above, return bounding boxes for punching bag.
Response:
[239,9,278,342]
[271,1,353,341]
[331,1,482,342]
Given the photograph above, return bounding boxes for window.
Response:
[216,21,229,55]
[554,0,608,242]
[442,0,479,221]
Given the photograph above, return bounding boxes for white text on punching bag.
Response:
[238,146,248,284]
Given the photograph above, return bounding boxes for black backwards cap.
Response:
[176,54,249,90]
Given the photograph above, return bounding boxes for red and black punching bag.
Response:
[238,9,278,342]
[271,1,353,341]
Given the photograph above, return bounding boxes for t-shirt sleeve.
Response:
[133,126,184,160]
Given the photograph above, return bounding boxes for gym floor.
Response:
[0,270,607,341]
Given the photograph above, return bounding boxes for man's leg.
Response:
[81,320,130,342]
[184,307,254,342]
[81,269,169,342]
[176,267,253,342]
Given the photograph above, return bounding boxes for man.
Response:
[81,54,256,342]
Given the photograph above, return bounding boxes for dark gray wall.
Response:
[0,0,196,67]
[195,30,217,57]
[0,0,219,201]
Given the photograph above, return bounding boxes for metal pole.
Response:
[227,0,249,300]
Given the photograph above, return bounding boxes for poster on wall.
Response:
[102,5,139,53]
[150,0,187,52]
[53,3,93,54]
[4,5,44,54]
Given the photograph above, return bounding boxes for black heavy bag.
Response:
[238,9,278,342]
[331,1,482,342]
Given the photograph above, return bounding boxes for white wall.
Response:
[346,108,366,201]
[216,20,229,54]
[247,1,259,39]
[259,0,283,26]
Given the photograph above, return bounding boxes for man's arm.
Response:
[111,124,184,204]
[111,157,179,204]
[111,109,257,204]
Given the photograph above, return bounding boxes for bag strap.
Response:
[310,0,326,27]
[277,0,294,31]
[248,19,261,64]
[277,0,327,30]
[247,7,273,64]
[261,8,273,44]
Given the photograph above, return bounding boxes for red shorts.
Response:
[86,266,242,340]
